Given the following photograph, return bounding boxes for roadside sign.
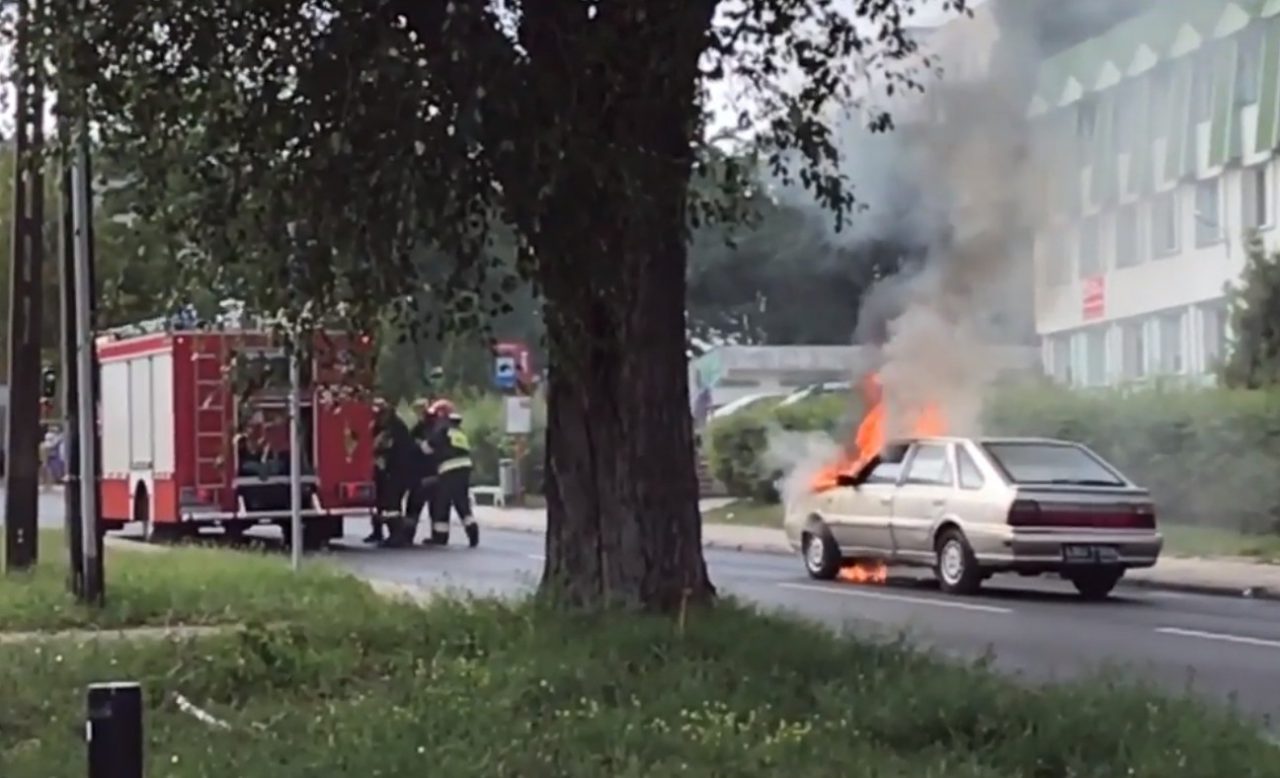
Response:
[504,396,533,434]
[1082,275,1105,321]
[494,355,517,390]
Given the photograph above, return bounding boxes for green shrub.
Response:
[458,394,547,494]
[707,408,777,502]
[708,383,1280,535]
[706,395,858,503]
[988,385,1280,533]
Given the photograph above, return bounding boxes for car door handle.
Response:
[879,497,892,504]
[931,499,945,506]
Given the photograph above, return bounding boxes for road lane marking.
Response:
[528,554,544,562]
[778,582,1012,614]
[1156,627,1280,649]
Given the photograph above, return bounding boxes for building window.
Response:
[1115,203,1140,267]
[1158,311,1184,375]
[1203,302,1227,370]
[1114,86,1139,152]
[1085,327,1107,386]
[1148,68,1172,138]
[1191,54,1214,123]
[1151,190,1179,256]
[1242,165,1271,231]
[1237,28,1263,106]
[1050,336,1071,385]
[1078,217,1101,277]
[1121,320,1146,380]
[1042,230,1070,286]
[1076,99,1097,141]
[1194,178,1222,247]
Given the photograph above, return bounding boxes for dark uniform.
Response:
[426,415,479,547]
[370,406,416,545]
[404,412,440,540]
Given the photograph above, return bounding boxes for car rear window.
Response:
[981,442,1124,486]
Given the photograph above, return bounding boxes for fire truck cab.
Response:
[96,317,378,548]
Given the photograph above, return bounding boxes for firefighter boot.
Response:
[464,519,479,549]
[363,515,385,544]
[426,521,450,546]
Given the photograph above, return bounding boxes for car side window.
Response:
[860,442,910,485]
[904,444,952,486]
[956,447,985,490]
[864,461,902,485]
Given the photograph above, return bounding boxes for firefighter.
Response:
[369,398,415,545]
[235,413,271,478]
[402,398,439,541]
[425,399,479,547]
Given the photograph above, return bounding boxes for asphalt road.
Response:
[333,527,1280,731]
[18,496,1280,730]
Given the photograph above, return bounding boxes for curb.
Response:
[1121,576,1280,603]
[478,517,1280,604]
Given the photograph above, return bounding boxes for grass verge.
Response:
[703,500,1280,563]
[0,530,378,631]
[2,543,1278,776]
[702,498,783,528]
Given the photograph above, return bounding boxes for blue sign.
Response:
[494,356,517,390]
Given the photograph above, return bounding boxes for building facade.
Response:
[1030,0,1280,387]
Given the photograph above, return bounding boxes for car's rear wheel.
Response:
[802,526,841,581]
[935,528,982,595]
[1069,569,1123,600]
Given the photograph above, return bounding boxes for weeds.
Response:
[2,538,1277,776]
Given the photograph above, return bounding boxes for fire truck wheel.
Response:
[279,522,330,551]
[136,488,183,544]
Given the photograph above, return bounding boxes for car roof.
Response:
[889,435,1079,447]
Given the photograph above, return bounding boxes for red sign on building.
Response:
[1082,275,1105,321]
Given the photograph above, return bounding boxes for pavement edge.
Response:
[476,515,1280,604]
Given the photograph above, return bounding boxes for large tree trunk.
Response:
[525,2,717,611]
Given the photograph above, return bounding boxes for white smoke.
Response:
[762,2,1052,491]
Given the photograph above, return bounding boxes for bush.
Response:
[4,578,1277,778]
[708,384,1280,534]
[707,394,858,503]
[458,393,547,495]
[988,384,1280,533]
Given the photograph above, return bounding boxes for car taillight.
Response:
[1008,499,1157,530]
[1130,502,1157,530]
[1007,499,1041,526]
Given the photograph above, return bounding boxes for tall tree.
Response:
[1221,234,1280,389]
[46,0,964,610]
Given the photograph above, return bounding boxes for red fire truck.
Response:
[96,319,379,548]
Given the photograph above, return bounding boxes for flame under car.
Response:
[783,436,1163,600]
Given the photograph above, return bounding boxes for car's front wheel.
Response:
[935,528,983,595]
[802,526,842,581]
[1069,569,1123,600]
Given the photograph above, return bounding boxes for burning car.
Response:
[783,372,1161,599]
[784,436,1163,599]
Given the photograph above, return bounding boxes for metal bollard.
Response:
[86,682,143,778]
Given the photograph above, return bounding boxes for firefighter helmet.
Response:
[428,399,455,418]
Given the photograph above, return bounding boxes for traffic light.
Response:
[40,366,57,399]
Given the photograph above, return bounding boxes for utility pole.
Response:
[58,126,85,596]
[4,0,46,572]
[71,114,103,603]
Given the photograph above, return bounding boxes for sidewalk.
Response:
[475,503,1280,602]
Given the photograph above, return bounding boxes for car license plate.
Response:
[1062,545,1119,564]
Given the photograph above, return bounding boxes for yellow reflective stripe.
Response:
[447,429,470,449]
[439,457,471,473]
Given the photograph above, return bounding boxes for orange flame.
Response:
[810,372,946,493]
[838,560,888,584]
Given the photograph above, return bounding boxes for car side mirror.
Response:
[835,473,859,488]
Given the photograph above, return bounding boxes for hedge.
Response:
[413,394,546,495]
[707,384,1280,534]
